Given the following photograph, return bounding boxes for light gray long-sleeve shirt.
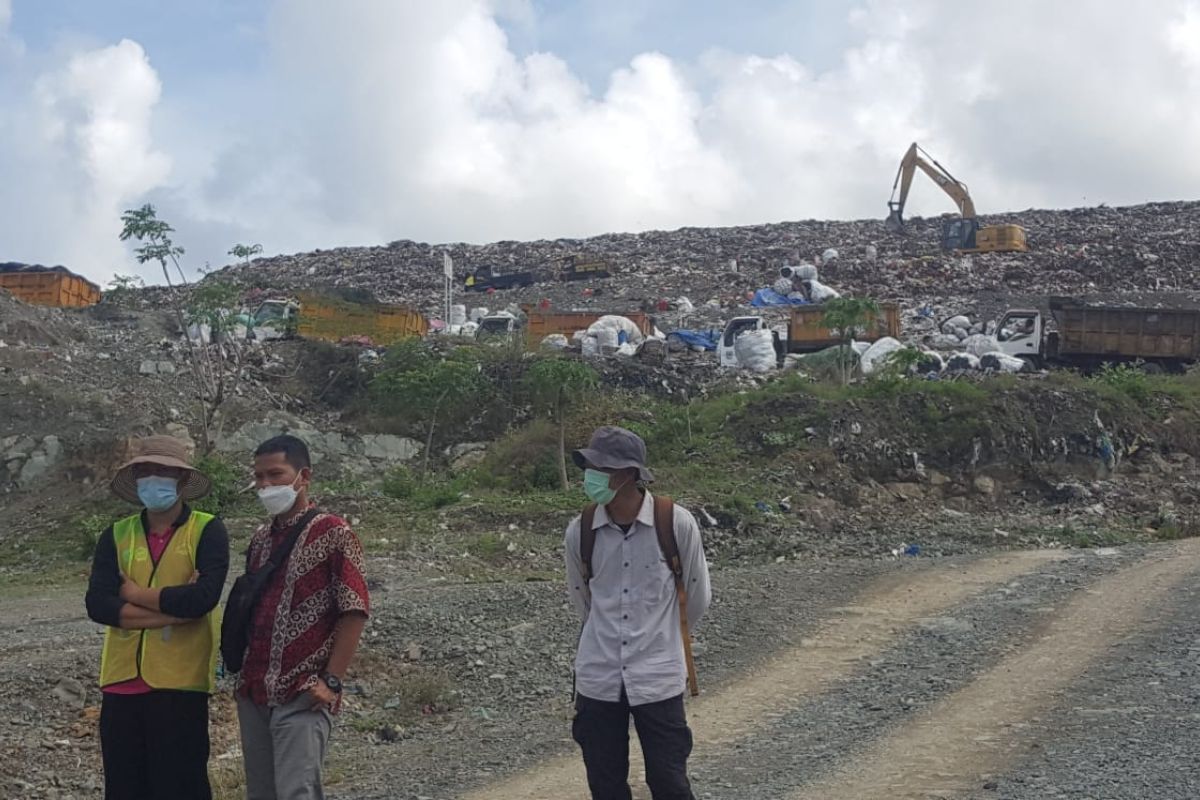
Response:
[564,491,712,706]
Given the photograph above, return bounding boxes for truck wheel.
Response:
[1017,355,1041,373]
[1139,362,1165,375]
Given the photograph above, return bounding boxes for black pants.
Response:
[572,691,696,800]
[99,690,212,800]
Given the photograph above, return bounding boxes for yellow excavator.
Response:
[886,142,1028,253]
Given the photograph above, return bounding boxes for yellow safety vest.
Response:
[99,510,219,692]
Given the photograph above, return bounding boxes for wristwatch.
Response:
[320,673,343,694]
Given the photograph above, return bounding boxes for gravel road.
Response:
[3,541,1198,800]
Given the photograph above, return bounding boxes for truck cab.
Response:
[994,309,1043,365]
[475,313,520,344]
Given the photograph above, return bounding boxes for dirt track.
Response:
[4,542,1199,799]
[457,542,1200,800]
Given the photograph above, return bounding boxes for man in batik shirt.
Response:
[236,435,370,800]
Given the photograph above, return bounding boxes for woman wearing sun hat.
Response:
[84,435,230,800]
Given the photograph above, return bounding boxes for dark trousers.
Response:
[572,691,696,800]
[99,690,212,800]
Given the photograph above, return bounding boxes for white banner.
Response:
[443,252,453,279]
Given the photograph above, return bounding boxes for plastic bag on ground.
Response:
[733,329,777,372]
[581,335,600,358]
[449,305,467,326]
[805,279,841,303]
[850,340,871,356]
[821,248,839,264]
[980,352,1026,373]
[615,342,638,358]
[469,307,489,323]
[675,297,695,314]
[946,353,981,371]
[860,337,903,375]
[773,277,795,295]
[963,333,1000,357]
[541,334,569,350]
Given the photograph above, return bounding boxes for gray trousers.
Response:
[236,693,333,800]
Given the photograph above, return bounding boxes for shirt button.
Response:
[623,614,628,620]
[622,640,628,645]
[623,588,628,593]
[623,562,629,567]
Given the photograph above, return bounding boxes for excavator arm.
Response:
[886,142,976,232]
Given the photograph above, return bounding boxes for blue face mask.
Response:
[583,468,627,506]
[137,476,180,512]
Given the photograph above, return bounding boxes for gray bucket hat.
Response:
[572,426,654,483]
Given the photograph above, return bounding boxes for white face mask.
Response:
[258,476,302,517]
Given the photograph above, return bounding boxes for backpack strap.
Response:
[653,496,682,579]
[653,495,699,696]
[580,504,598,583]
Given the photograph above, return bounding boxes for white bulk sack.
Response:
[941,315,971,334]
[963,333,1000,357]
[733,329,777,373]
[946,353,981,371]
[980,352,1026,373]
[806,280,841,303]
[860,337,904,375]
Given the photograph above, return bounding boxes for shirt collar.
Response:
[591,490,655,531]
[139,503,192,533]
[272,501,316,533]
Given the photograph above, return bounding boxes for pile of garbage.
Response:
[198,201,1200,332]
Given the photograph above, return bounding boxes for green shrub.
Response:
[1092,363,1151,405]
[192,453,249,515]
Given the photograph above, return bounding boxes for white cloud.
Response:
[4,0,1200,284]
[1,36,170,284]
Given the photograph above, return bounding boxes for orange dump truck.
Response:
[785,302,901,352]
[0,263,101,308]
[522,307,653,350]
[291,292,428,345]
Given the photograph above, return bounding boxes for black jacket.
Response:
[84,505,230,627]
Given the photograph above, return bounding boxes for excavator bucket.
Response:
[885,204,905,234]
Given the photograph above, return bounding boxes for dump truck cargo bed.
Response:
[295,292,428,345]
[1049,298,1200,362]
[786,302,901,353]
[522,307,652,350]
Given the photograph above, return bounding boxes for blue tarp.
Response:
[750,288,810,307]
[667,330,720,351]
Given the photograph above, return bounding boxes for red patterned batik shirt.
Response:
[236,506,370,709]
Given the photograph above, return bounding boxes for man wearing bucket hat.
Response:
[565,426,711,800]
[85,435,230,800]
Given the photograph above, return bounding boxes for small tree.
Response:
[524,357,599,490]
[120,205,226,451]
[371,359,485,479]
[228,243,263,266]
[104,273,144,305]
[821,297,880,385]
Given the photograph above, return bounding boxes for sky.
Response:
[2,0,1199,286]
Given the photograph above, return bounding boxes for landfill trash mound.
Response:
[185,200,1200,337]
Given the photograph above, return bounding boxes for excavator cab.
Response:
[941,217,979,251]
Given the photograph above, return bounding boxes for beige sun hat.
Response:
[109,435,212,505]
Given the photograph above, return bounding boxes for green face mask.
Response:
[583,468,620,506]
